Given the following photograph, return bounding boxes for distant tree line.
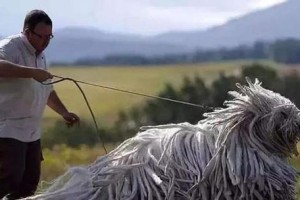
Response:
[71,38,300,66]
[42,63,300,148]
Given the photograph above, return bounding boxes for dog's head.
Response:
[204,78,300,158]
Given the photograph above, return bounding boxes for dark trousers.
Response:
[0,138,42,199]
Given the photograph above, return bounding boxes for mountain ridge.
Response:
[151,0,300,48]
[20,0,300,63]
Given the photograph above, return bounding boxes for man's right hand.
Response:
[31,68,53,82]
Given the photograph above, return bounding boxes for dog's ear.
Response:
[272,110,292,131]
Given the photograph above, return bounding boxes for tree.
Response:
[241,63,280,91]
[269,39,300,64]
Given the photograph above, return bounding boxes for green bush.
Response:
[42,120,105,148]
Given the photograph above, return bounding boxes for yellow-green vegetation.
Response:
[41,144,118,181]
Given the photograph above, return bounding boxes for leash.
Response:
[44,75,215,154]
[43,76,108,154]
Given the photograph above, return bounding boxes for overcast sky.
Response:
[0,0,286,37]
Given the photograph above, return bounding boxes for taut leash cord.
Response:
[52,75,214,110]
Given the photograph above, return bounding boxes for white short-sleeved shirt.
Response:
[0,34,53,142]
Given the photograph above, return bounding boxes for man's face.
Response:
[27,22,53,54]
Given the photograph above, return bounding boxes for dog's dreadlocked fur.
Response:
[27,79,300,200]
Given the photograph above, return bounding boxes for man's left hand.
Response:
[62,112,80,127]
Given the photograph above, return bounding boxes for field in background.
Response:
[44,60,278,127]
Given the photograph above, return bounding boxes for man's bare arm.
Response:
[47,91,80,127]
[0,59,52,82]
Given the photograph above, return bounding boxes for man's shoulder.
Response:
[0,34,23,61]
[0,34,22,49]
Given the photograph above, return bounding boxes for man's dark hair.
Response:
[23,10,52,31]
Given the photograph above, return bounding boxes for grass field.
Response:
[44,60,279,127]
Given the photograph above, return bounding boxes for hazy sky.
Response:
[1,0,286,36]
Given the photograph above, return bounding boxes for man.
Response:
[0,10,80,199]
